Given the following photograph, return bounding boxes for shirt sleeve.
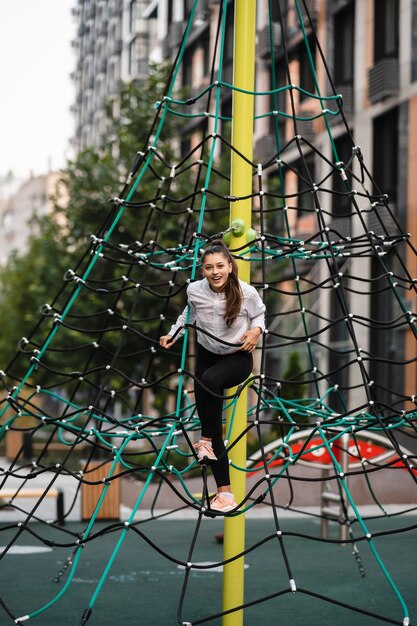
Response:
[246,286,266,332]
[168,287,197,338]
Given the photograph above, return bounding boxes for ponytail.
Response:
[202,239,242,327]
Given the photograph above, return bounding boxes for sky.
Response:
[0,0,75,181]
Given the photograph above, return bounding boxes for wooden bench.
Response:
[81,462,120,520]
[0,488,65,525]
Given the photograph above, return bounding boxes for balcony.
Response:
[109,3,122,19]
[98,17,108,35]
[114,38,123,55]
[86,3,95,19]
[108,37,123,57]
[286,0,317,40]
[368,57,399,104]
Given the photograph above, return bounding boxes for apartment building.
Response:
[255,0,417,412]
[0,172,64,265]
[144,0,417,413]
[69,0,417,413]
[70,0,157,152]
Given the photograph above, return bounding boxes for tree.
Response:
[0,66,229,407]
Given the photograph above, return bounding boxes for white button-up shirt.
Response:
[169,278,266,354]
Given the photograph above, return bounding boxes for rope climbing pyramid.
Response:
[1,1,417,624]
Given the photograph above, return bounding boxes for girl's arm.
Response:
[240,326,263,352]
[239,287,266,351]
[247,288,266,333]
[159,298,196,349]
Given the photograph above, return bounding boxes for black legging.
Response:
[194,343,253,488]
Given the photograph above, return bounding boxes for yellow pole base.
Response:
[223,389,248,626]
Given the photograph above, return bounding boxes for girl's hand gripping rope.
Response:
[240,327,262,352]
[159,335,175,349]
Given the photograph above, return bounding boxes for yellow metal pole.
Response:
[222,1,256,625]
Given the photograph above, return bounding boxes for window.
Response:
[184,0,194,20]
[202,28,210,78]
[266,173,285,234]
[222,9,234,85]
[369,255,404,409]
[129,39,137,76]
[129,0,137,33]
[2,210,13,230]
[373,107,398,204]
[182,30,210,91]
[374,0,399,61]
[268,60,288,146]
[332,134,354,218]
[137,33,149,74]
[100,3,108,23]
[270,60,287,143]
[167,0,173,26]
[270,0,287,22]
[296,152,315,219]
[221,97,232,146]
[182,47,193,90]
[334,3,354,85]
[328,287,350,413]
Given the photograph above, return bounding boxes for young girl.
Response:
[160,240,265,513]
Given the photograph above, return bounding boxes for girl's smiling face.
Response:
[202,252,232,292]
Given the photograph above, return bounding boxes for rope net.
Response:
[1,1,416,624]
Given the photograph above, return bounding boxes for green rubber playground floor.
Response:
[1,515,417,625]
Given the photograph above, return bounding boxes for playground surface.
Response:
[2,512,417,626]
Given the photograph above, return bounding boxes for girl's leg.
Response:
[194,348,224,440]
[210,420,230,488]
[194,347,252,488]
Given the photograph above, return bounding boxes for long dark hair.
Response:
[201,239,242,327]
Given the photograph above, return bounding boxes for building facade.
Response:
[69,0,417,414]
[0,172,64,265]
[146,0,417,413]
[70,0,157,152]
